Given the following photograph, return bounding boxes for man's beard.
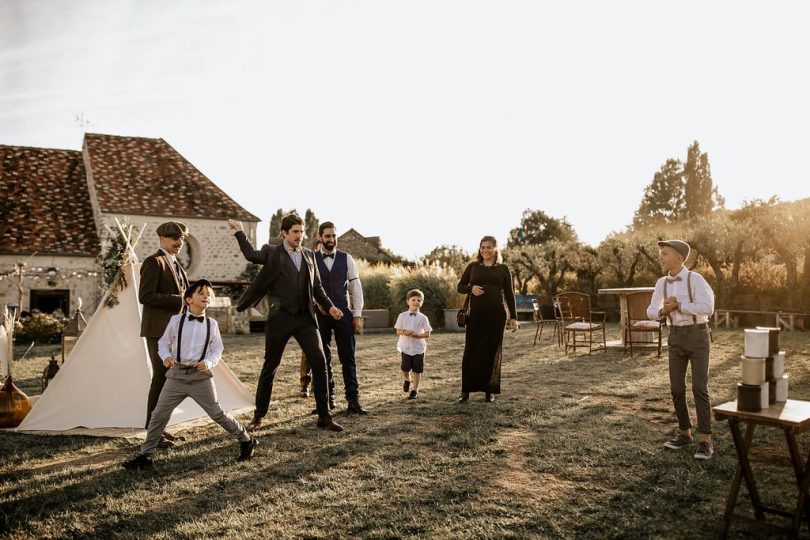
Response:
[323,241,336,251]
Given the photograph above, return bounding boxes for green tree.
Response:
[633,159,686,228]
[503,239,584,302]
[268,208,285,238]
[268,208,318,241]
[687,210,757,308]
[304,208,319,240]
[741,197,810,308]
[684,140,724,218]
[508,209,577,247]
[420,245,471,276]
[634,142,724,228]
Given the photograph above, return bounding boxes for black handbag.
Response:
[457,293,471,328]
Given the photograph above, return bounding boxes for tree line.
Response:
[421,142,810,311]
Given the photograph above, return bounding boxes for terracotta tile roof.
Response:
[0,145,99,256]
[83,133,259,222]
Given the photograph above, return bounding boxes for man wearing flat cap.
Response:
[139,221,190,447]
[647,239,715,460]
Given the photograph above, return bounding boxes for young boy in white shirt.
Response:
[647,240,715,461]
[123,279,257,469]
[394,289,433,399]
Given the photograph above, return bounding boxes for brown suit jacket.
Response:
[139,250,188,338]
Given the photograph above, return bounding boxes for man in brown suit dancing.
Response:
[139,221,190,447]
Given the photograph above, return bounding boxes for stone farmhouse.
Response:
[0,133,259,315]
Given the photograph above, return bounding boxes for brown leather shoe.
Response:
[156,436,175,449]
[162,430,186,442]
[247,417,263,432]
[316,417,344,432]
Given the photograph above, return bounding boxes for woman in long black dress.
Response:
[457,236,518,402]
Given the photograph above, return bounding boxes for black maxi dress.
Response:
[457,262,518,394]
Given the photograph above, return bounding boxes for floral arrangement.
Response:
[97,219,135,309]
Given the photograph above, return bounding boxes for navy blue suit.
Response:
[315,251,360,400]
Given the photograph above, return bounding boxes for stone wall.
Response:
[0,254,100,314]
[99,214,258,281]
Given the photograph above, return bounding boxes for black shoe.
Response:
[458,392,469,403]
[403,379,411,393]
[328,396,337,410]
[485,393,495,403]
[408,389,418,400]
[122,454,153,470]
[346,398,369,415]
[238,436,258,461]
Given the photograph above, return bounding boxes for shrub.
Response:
[389,263,463,328]
[356,261,464,328]
[16,311,65,344]
[357,261,395,310]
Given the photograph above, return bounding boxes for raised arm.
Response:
[233,230,267,265]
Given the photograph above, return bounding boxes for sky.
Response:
[1,1,808,259]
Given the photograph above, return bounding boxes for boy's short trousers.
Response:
[401,353,425,374]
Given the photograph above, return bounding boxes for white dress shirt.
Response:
[394,310,433,355]
[158,312,224,370]
[321,249,364,317]
[160,248,185,287]
[646,266,714,325]
[283,240,303,271]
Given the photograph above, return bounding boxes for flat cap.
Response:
[184,279,213,300]
[156,221,189,238]
[657,239,690,261]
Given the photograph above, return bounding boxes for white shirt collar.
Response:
[668,266,688,279]
[160,248,176,264]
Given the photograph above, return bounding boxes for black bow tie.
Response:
[409,312,417,317]
[322,253,335,259]
[188,314,204,323]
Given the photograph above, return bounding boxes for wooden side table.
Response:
[714,400,810,538]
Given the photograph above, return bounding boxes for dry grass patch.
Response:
[2,325,810,538]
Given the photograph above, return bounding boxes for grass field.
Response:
[2,325,810,539]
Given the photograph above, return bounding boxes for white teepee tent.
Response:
[17,222,253,432]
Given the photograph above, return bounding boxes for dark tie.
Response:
[323,253,335,259]
[409,312,417,317]
[174,261,186,286]
[188,314,204,323]
[666,276,682,284]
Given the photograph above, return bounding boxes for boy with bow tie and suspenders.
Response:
[647,240,716,460]
[138,221,191,448]
[124,279,257,469]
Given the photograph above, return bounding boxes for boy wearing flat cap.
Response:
[647,239,715,460]
[138,221,191,448]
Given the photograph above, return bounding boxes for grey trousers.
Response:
[668,325,712,435]
[141,367,247,456]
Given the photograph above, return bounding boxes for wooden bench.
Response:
[713,309,809,331]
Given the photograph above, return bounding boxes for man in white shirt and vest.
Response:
[647,239,715,460]
[314,222,368,415]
